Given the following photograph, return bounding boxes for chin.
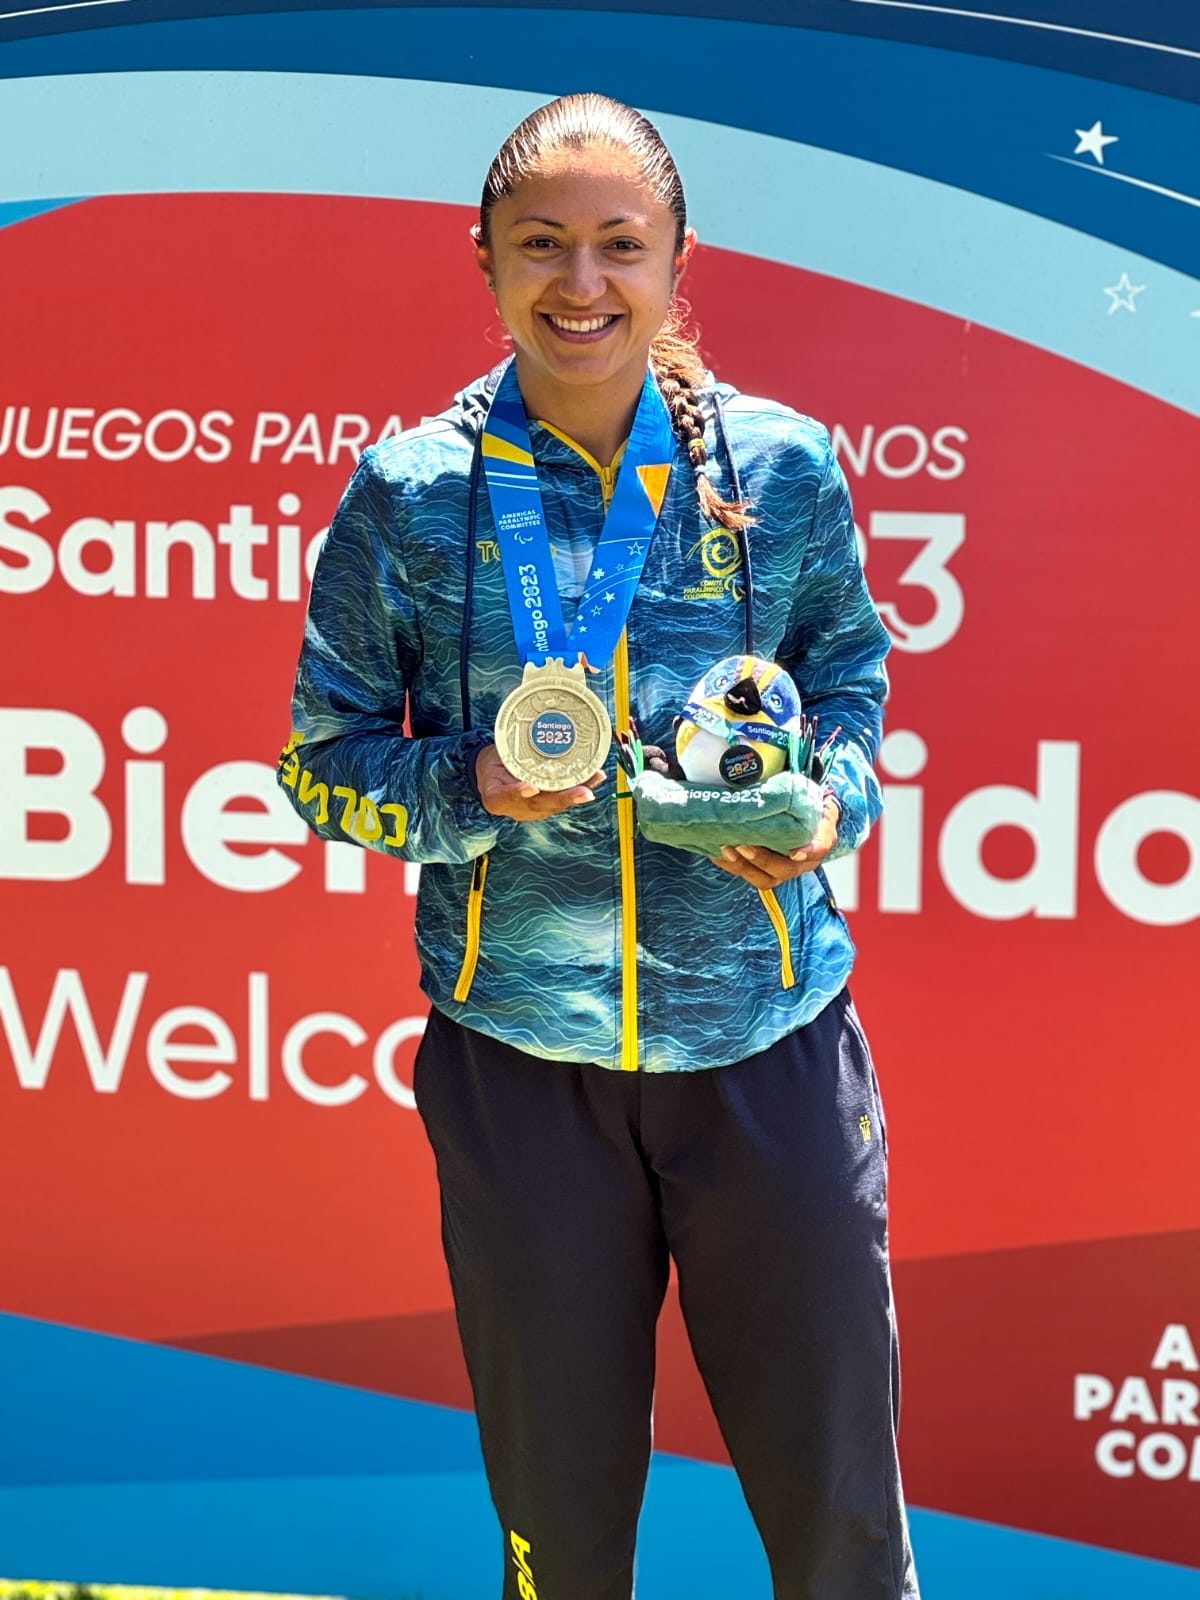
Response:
[543,346,640,389]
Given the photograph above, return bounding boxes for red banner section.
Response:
[2,194,1197,1559]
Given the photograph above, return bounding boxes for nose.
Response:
[557,244,607,304]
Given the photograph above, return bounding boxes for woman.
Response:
[279,93,919,1600]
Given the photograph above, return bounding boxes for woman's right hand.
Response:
[476,743,607,821]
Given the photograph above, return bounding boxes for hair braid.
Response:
[651,310,755,533]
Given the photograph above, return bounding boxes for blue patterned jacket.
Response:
[278,365,890,1071]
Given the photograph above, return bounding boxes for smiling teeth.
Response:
[548,314,617,332]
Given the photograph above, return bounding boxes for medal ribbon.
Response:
[481,360,675,670]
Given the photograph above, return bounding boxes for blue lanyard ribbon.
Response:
[481,361,676,670]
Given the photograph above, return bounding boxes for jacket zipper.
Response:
[453,436,639,1069]
[612,629,639,1069]
[758,887,797,990]
[453,852,489,1002]
[577,448,640,1071]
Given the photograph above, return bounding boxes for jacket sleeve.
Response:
[276,449,508,864]
[777,439,891,860]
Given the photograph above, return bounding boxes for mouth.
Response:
[541,312,620,344]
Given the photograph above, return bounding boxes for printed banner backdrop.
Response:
[1,3,1198,1595]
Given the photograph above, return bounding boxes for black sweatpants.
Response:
[413,990,920,1600]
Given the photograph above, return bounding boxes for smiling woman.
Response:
[277,91,915,1600]
[472,96,750,527]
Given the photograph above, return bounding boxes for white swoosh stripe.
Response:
[1047,155,1200,210]
[844,1,1200,60]
[0,0,138,19]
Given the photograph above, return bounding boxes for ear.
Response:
[673,226,698,289]
[471,222,495,291]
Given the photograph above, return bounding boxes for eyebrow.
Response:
[508,215,650,231]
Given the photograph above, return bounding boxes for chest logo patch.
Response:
[684,527,743,601]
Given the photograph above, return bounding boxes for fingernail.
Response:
[736,846,755,860]
[721,847,737,861]
[789,849,808,861]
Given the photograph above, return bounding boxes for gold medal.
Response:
[494,658,612,792]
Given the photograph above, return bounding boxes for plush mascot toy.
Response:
[617,655,839,858]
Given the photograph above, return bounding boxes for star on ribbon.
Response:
[1104,272,1145,314]
[627,542,645,556]
[604,591,616,603]
[1074,121,1119,165]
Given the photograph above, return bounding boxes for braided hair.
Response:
[479,92,754,534]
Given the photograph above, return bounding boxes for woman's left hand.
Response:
[708,798,840,890]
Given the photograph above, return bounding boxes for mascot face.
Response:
[676,655,802,787]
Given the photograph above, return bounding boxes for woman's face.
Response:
[477,147,693,404]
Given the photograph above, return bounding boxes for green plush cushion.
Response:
[631,770,825,857]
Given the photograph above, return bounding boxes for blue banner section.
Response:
[1,11,1196,276]
[1,0,1197,103]
[3,1315,1200,1597]
[0,1312,482,1485]
[0,197,80,229]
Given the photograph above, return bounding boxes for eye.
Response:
[522,236,561,251]
[711,670,732,692]
[608,237,645,253]
[766,690,784,712]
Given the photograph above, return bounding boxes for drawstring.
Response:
[712,392,755,656]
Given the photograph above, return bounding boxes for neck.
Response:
[514,357,647,465]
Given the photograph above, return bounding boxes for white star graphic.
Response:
[1075,121,1119,165]
[604,591,616,603]
[593,568,606,579]
[627,541,645,556]
[1104,272,1145,314]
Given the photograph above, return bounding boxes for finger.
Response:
[525,785,596,816]
[789,820,837,863]
[713,851,780,889]
[709,854,777,890]
[732,844,793,882]
[482,767,540,798]
[484,783,540,810]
